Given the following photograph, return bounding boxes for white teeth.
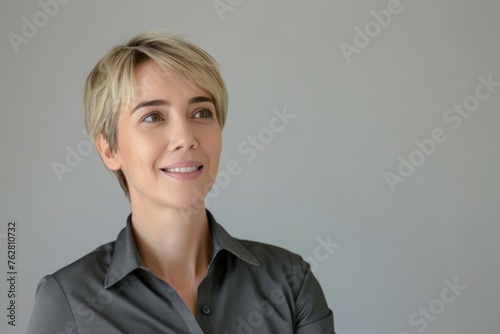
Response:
[164,166,200,173]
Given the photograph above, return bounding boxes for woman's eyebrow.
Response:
[132,96,213,113]
[133,99,170,113]
[188,96,214,105]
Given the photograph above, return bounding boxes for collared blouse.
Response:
[27,211,335,333]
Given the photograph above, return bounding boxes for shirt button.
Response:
[201,305,211,315]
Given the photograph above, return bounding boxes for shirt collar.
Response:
[206,210,260,266]
[104,210,260,288]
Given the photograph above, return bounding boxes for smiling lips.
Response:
[163,166,201,173]
[161,161,203,179]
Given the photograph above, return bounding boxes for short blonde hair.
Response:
[83,31,228,198]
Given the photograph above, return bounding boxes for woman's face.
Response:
[102,60,222,210]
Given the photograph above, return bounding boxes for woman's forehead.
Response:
[134,61,207,99]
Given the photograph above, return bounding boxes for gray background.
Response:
[1,0,499,333]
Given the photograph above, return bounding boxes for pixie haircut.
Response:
[83,31,228,198]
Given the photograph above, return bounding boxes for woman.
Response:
[27,31,335,333]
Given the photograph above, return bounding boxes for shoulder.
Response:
[237,239,311,288]
[50,240,115,285]
[236,240,334,332]
[28,241,116,333]
[238,239,304,266]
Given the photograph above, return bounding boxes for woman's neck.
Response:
[129,203,213,284]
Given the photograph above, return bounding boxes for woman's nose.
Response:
[166,118,198,152]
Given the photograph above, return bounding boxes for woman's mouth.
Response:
[162,166,202,173]
[160,163,204,180]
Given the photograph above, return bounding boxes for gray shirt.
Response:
[27,211,335,333]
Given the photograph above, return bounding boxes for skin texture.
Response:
[97,60,222,316]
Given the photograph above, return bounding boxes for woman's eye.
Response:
[142,113,163,123]
[193,109,213,119]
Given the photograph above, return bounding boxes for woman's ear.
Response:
[96,134,122,170]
